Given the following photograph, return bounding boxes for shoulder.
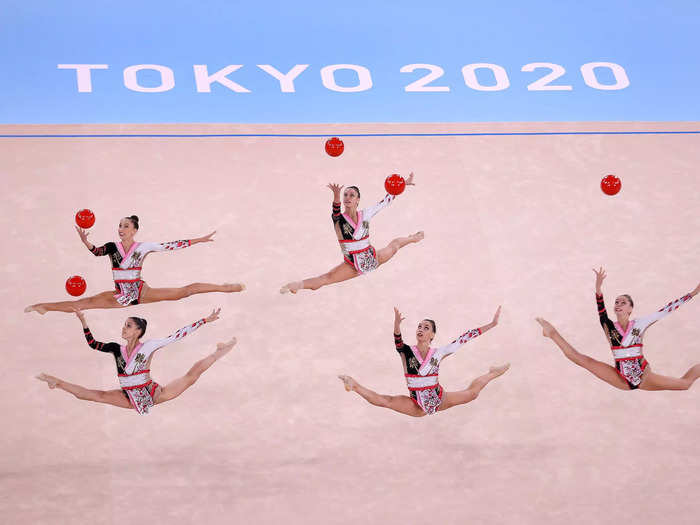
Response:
[105,242,118,252]
[105,341,121,353]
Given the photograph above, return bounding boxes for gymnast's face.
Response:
[614,296,633,316]
[118,218,137,241]
[343,188,360,210]
[416,320,435,344]
[122,318,142,340]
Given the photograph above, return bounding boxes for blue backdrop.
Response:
[2,1,699,123]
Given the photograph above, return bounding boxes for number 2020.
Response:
[400,62,629,92]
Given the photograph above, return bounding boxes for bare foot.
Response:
[224,283,246,293]
[280,281,303,295]
[489,363,510,378]
[215,337,237,358]
[535,317,556,338]
[25,304,47,315]
[337,375,357,392]
[36,373,59,388]
[409,231,425,243]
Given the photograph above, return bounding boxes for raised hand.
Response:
[593,266,607,293]
[405,172,415,186]
[393,306,405,333]
[75,225,90,244]
[691,282,700,298]
[491,305,502,327]
[327,183,344,199]
[205,307,222,323]
[197,231,216,243]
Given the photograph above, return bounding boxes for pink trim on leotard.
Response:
[117,241,140,261]
[120,342,144,368]
[614,319,635,340]
[410,345,436,366]
[342,210,363,230]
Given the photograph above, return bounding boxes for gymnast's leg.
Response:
[376,231,424,265]
[281,262,358,294]
[536,317,629,390]
[337,375,425,417]
[154,337,236,404]
[140,282,245,304]
[439,364,510,411]
[639,365,700,391]
[25,291,122,315]
[35,373,131,409]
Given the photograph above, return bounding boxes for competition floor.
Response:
[2,122,700,524]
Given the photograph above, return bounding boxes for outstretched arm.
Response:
[637,292,694,330]
[140,231,216,254]
[436,305,501,360]
[328,183,343,224]
[593,267,613,326]
[393,306,406,350]
[77,226,115,256]
[363,172,416,221]
[75,308,116,353]
[75,226,95,251]
[150,308,221,350]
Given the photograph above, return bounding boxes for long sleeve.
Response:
[596,293,612,327]
[83,327,120,353]
[394,332,405,353]
[149,318,207,351]
[362,194,395,222]
[635,294,693,330]
[90,242,117,257]
[332,201,342,224]
[140,240,191,254]
[433,327,482,361]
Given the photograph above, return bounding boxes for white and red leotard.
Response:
[90,240,191,305]
[597,292,693,389]
[332,194,395,274]
[394,327,483,415]
[83,318,206,414]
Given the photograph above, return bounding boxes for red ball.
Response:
[75,209,95,228]
[600,175,621,196]
[65,275,87,297]
[325,137,344,157]
[384,174,406,196]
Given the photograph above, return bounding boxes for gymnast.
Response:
[25,215,244,314]
[36,307,234,414]
[536,267,700,391]
[338,306,509,417]
[281,175,423,294]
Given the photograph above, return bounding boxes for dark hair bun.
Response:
[129,316,148,337]
[128,215,140,229]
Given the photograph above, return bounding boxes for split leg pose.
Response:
[36,307,233,414]
[281,175,424,294]
[535,267,700,391]
[339,306,509,417]
[37,338,235,409]
[26,215,244,314]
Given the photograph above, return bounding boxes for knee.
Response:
[372,395,393,408]
[76,389,99,401]
[183,284,199,297]
[184,370,200,387]
[465,390,479,403]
